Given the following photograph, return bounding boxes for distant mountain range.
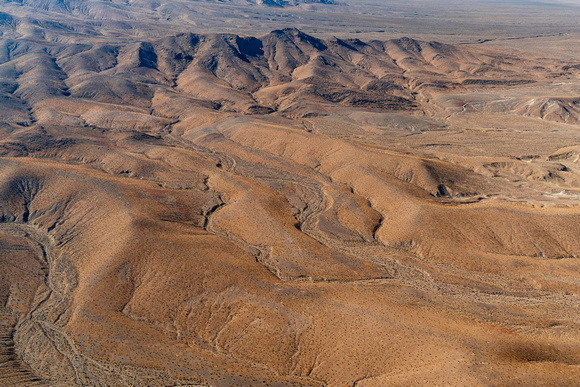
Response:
[1,0,335,11]
[216,0,335,6]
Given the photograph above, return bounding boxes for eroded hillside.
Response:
[1,25,580,386]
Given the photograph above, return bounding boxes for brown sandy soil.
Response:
[1,1,580,385]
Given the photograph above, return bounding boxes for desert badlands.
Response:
[0,0,580,385]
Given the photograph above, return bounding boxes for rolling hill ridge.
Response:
[1,25,580,387]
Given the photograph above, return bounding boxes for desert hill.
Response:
[1,27,571,121]
[1,23,580,387]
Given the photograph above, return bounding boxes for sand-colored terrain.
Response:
[1,1,580,386]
